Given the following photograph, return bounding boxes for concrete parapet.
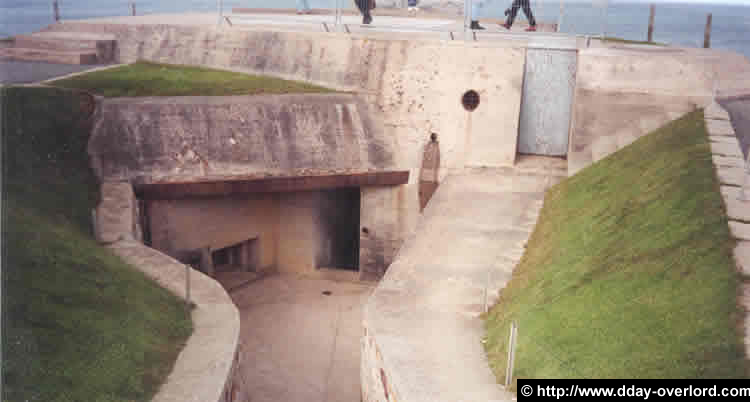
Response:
[108,240,244,402]
[92,178,245,402]
[704,101,750,364]
[361,166,561,402]
[88,94,396,183]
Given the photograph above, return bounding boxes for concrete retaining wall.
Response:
[568,45,750,175]
[52,21,528,251]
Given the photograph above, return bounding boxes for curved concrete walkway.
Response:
[216,273,373,402]
[362,158,566,402]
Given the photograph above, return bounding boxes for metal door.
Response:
[517,46,577,156]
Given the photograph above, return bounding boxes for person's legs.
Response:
[505,0,522,27]
[296,0,311,13]
[471,0,485,29]
[521,0,536,27]
[355,0,372,24]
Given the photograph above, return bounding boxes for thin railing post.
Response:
[557,0,564,33]
[704,13,712,49]
[53,0,60,22]
[742,147,750,201]
[130,2,136,16]
[648,4,655,43]
[185,264,191,306]
[505,321,518,387]
[217,0,223,26]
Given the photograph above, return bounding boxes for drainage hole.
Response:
[461,90,480,111]
[322,290,332,296]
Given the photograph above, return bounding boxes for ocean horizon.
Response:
[1,0,749,59]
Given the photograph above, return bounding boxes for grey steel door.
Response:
[517,47,577,156]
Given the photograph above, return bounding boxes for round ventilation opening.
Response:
[461,90,480,112]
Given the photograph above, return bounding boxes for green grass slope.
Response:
[50,61,335,97]
[2,87,192,402]
[484,110,747,385]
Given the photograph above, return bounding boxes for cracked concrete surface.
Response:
[216,273,373,402]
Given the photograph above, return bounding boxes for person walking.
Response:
[355,0,374,24]
[296,0,312,14]
[502,0,536,31]
[470,0,537,31]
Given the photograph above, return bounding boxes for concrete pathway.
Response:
[216,272,373,402]
[65,10,557,35]
[362,157,566,402]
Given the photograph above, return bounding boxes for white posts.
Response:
[217,0,224,26]
[505,321,518,387]
[557,0,564,33]
[742,147,750,202]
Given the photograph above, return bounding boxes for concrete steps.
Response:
[1,32,116,65]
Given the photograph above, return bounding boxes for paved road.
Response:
[0,61,101,84]
[216,272,372,402]
[720,97,750,160]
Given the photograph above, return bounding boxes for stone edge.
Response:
[107,239,244,402]
[704,101,750,361]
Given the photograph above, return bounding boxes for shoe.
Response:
[470,20,485,30]
[363,14,372,24]
[501,22,511,30]
[525,25,536,32]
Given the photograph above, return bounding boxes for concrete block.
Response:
[715,166,746,187]
[705,102,731,120]
[591,135,618,163]
[576,47,714,97]
[735,241,750,275]
[729,221,750,241]
[712,154,746,169]
[95,181,135,244]
[709,135,740,148]
[706,119,736,136]
[720,186,750,222]
[711,141,743,158]
[90,94,396,182]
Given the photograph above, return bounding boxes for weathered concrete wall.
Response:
[148,194,279,272]
[569,46,721,175]
[277,191,319,275]
[89,94,395,183]
[59,21,527,255]
[360,186,409,281]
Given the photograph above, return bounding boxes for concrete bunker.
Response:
[133,172,407,281]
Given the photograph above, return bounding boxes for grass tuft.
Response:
[49,61,335,97]
[2,86,193,402]
[484,110,747,386]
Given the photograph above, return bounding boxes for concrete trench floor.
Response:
[215,272,373,402]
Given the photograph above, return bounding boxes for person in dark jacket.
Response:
[355,0,373,24]
[471,0,536,31]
